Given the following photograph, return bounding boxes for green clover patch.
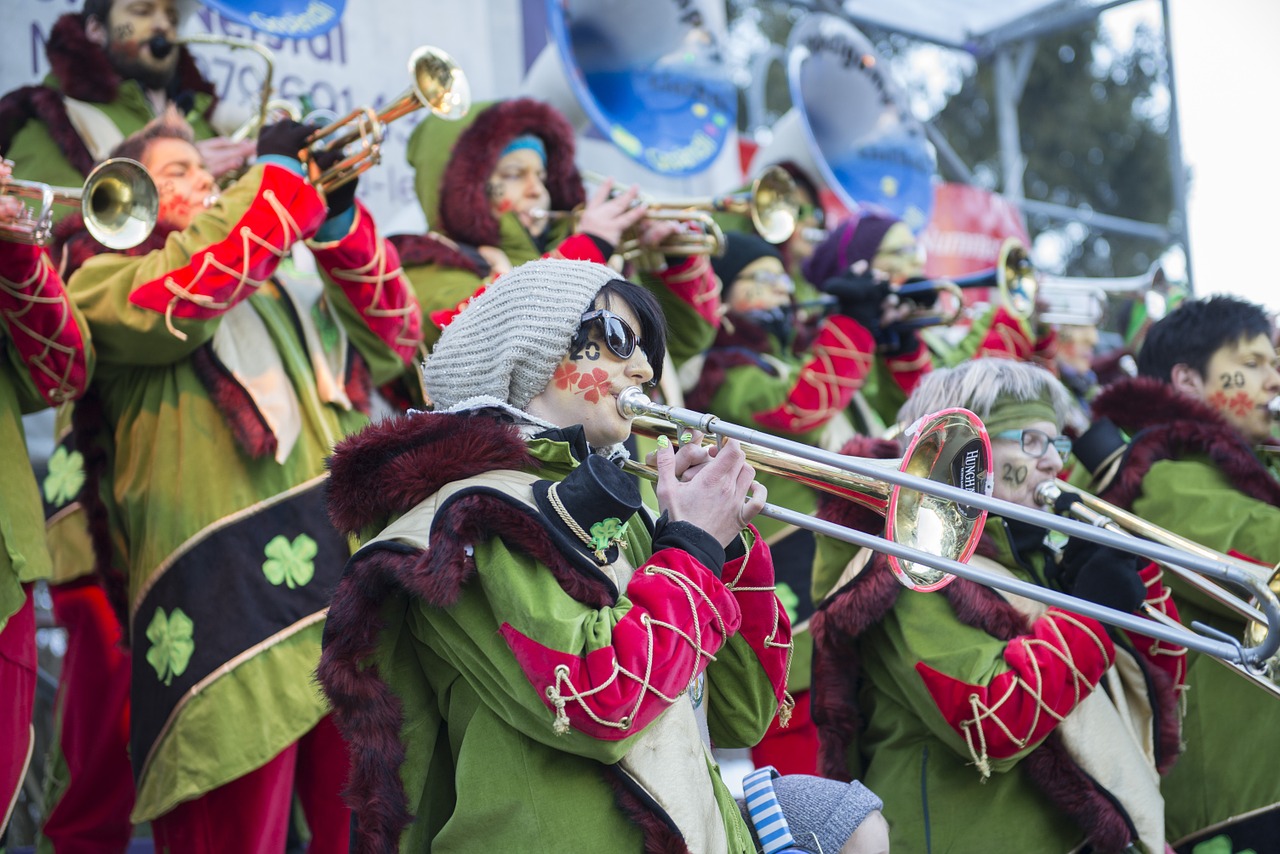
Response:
[588,518,628,555]
[262,534,317,589]
[145,607,195,687]
[43,444,85,507]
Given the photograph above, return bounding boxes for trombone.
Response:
[891,237,1038,329]
[2,158,158,250]
[614,387,1280,669]
[1036,481,1280,696]
[299,45,470,194]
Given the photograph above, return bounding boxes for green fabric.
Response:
[370,436,768,851]
[7,74,217,193]
[69,165,389,821]
[984,397,1060,436]
[823,521,1090,853]
[1129,455,1280,843]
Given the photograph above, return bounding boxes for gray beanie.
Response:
[424,257,622,414]
[741,769,883,854]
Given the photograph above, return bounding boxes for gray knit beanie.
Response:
[741,771,883,854]
[424,257,622,415]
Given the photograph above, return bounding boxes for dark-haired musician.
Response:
[59,111,420,850]
[0,157,93,838]
[1083,294,1280,852]
[810,357,1185,854]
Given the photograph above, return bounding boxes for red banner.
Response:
[921,183,1029,279]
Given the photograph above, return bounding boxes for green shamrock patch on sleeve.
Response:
[43,444,86,507]
[145,607,195,687]
[262,534,318,589]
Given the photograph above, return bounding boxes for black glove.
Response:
[878,325,920,358]
[899,276,939,309]
[1057,538,1147,613]
[256,119,313,162]
[820,273,889,337]
[320,176,358,221]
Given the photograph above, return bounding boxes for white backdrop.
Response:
[1,0,529,235]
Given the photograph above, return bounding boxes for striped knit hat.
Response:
[424,257,621,414]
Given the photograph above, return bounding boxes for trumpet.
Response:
[2,158,158,250]
[299,45,470,194]
[534,165,802,262]
[1036,481,1280,696]
[892,238,1037,328]
[1037,262,1169,328]
[614,387,1280,669]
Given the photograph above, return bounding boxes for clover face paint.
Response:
[1201,333,1280,445]
[526,299,654,447]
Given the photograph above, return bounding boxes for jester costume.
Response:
[809,437,1186,854]
[1091,377,1280,850]
[66,160,420,824]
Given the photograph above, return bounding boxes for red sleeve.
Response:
[721,528,793,710]
[657,255,722,327]
[0,242,90,404]
[547,232,609,264]
[499,547,742,740]
[1125,562,1188,689]
[975,306,1035,361]
[753,314,876,434]
[309,202,422,364]
[883,336,933,396]
[915,607,1115,761]
[127,164,326,324]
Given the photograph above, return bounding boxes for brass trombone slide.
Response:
[615,387,1280,669]
[1036,481,1280,696]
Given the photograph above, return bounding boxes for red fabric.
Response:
[42,581,135,853]
[882,337,933,397]
[499,548,742,740]
[721,530,791,704]
[754,315,875,435]
[150,716,351,854]
[656,255,722,327]
[1,586,36,828]
[0,241,90,405]
[974,305,1034,360]
[547,232,609,264]
[309,202,422,364]
[127,165,325,319]
[1125,562,1188,691]
[915,607,1115,760]
[751,689,819,775]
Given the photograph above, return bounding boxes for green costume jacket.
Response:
[68,161,418,821]
[1092,377,1280,846]
[810,503,1184,854]
[1,241,93,630]
[318,415,794,852]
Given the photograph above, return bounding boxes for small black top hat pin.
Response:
[532,454,644,566]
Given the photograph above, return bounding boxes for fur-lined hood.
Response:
[1091,376,1280,510]
[326,410,537,538]
[404,98,584,249]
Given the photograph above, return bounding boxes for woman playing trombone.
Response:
[810,358,1185,854]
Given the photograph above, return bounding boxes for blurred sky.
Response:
[1143,0,1280,312]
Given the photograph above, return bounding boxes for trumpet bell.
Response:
[746,165,800,244]
[83,158,159,251]
[406,45,471,121]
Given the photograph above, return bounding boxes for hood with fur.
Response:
[404,97,584,248]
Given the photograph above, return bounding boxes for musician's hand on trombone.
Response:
[651,435,767,547]
[575,178,648,246]
[195,136,257,181]
[1057,538,1148,613]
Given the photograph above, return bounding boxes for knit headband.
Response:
[499,134,547,164]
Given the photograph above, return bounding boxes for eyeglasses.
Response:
[993,428,1072,459]
[579,309,638,360]
[742,270,796,292]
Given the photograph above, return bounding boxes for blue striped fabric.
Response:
[743,766,797,854]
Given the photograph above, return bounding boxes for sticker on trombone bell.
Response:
[950,438,989,521]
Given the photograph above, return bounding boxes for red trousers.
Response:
[750,689,820,776]
[150,714,352,854]
[1,586,36,832]
[41,579,135,853]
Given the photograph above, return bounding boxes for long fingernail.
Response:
[657,435,670,448]
[679,431,693,445]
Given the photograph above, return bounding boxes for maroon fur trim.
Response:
[1021,733,1136,853]
[437,98,584,248]
[69,388,131,637]
[603,768,691,854]
[319,488,623,849]
[1147,652,1182,775]
[387,232,481,276]
[326,412,535,536]
[190,345,277,459]
[0,85,97,177]
[1091,377,1280,511]
[344,348,373,416]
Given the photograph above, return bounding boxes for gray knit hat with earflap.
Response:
[424,257,622,414]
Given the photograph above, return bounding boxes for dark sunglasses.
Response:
[579,309,638,360]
